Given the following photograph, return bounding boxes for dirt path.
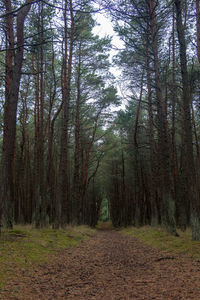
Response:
[1,229,200,299]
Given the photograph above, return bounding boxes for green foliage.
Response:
[100,197,109,222]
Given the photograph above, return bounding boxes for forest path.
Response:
[1,228,200,299]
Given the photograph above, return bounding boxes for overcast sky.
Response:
[92,13,128,109]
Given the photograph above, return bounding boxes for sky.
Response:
[92,12,122,74]
[92,12,128,109]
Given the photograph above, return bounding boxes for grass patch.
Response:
[0,225,96,288]
[121,226,200,258]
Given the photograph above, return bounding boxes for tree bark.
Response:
[174,0,200,240]
[196,0,200,63]
[0,0,32,229]
[73,43,82,224]
[55,0,74,228]
[145,28,159,226]
[149,0,176,235]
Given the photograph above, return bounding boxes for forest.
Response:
[0,0,200,241]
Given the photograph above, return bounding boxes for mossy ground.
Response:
[0,225,96,288]
[121,226,200,258]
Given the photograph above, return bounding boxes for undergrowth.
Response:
[121,226,200,258]
[0,225,96,288]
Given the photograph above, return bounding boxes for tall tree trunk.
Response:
[121,149,127,226]
[32,1,46,228]
[149,0,176,235]
[133,73,144,226]
[55,0,74,228]
[145,28,159,226]
[174,0,200,240]
[15,80,30,224]
[81,109,103,223]
[73,44,82,224]
[38,1,46,226]
[32,53,40,227]
[46,41,60,225]
[0,0,32,229]
[171,3,180,226]
[192,104,200,165]
[196,0,200,63]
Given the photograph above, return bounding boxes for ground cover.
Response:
[121,226,200,259]
[1,224,200,299]
[0,225,96,288]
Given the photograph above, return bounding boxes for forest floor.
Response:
[1,224,200,299]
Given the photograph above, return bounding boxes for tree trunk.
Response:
[0,0,32,229]
[174,0,200,240]
[196,0,200,63]
[149,0,176,235]
[73,43,82,224]
[145,28,159,226]
[55,0,74,228]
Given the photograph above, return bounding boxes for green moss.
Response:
[0,225,96,288]
[121,226,200,258]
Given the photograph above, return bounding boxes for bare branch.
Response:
[0,0,38,18]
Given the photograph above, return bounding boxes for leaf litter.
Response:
[1,228,200,299]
